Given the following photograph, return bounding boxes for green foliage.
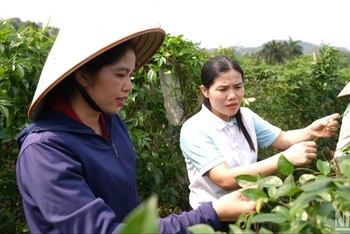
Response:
[0,19,54,233]
[118,195,159,234]
[339,51,350,68]
[1,17,349,234]
[211,46,237,59]
[188,148,350,233]
[158,34,209,116]
[277,155,294,176]
[124,150,350,234]
[244,46,348,166]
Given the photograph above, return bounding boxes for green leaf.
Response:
[284,221,308,233]
[284,175,296,187]
[256,197,269,213]
[228,225,246,233]
[257,172,265,180]
[316,160,331,175]
[316,202,333,216]
[0,105,9,119]
[0,128,12,142]
[318,191,332,202]
[146,162,154,171]
[154,173,161,185]
[258,227,274,234]
[272,205,289,220]
[118,194,159,234]
[267,186,277,200]
[128,91,138,102]
[289,191,331,217]
[16,64,25,78]
[340,158,350,178]
[20,77,30,89]
[241,188,268,201]
[0,44,4,53]
[235,174,257,188]
[300,177,334,192]
[5,111,13,127]
[0,96,12,106]
[298,174,317,185]
[256,175,283,187]
[278,154,294,175]
[187,224,215,233]
[147,69,157,83]
[251,213,287,224]
[276,184,302,197]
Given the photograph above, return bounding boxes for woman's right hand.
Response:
[281,141,317,166]
[212,189,256,222]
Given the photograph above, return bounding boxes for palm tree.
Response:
[283,36,303,59]
[256,40,286,65]
[255,37,304,65]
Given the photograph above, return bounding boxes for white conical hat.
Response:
[338,82,350,98]
[28,20,165,120]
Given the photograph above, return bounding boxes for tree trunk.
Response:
[159,67,184,126]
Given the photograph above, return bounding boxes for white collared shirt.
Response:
[335,103,350,158]
[180,105,281,209]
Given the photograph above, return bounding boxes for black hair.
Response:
[200,55,255,151]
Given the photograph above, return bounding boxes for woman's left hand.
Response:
[310,113,340,139]
[212,188,256,222]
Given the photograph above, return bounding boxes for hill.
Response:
[234,41,349,56]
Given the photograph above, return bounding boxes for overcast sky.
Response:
[1,0,349,49]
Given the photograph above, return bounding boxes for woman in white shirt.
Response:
[180,55,340,209]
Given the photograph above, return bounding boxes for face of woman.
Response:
[85,48,136,114]
[201,69,244,122]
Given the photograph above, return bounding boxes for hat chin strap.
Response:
[75,82,103,113]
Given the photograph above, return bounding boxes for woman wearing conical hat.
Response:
[15,19,255,234]
[335,82,350,158]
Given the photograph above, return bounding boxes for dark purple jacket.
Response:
[16,110,221,233]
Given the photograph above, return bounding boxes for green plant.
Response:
[118,195,160,234]
[116,145,350,234]
[187,146,350,233]
[0,19,54,233]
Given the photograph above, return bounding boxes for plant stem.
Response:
[334,156,343,178]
